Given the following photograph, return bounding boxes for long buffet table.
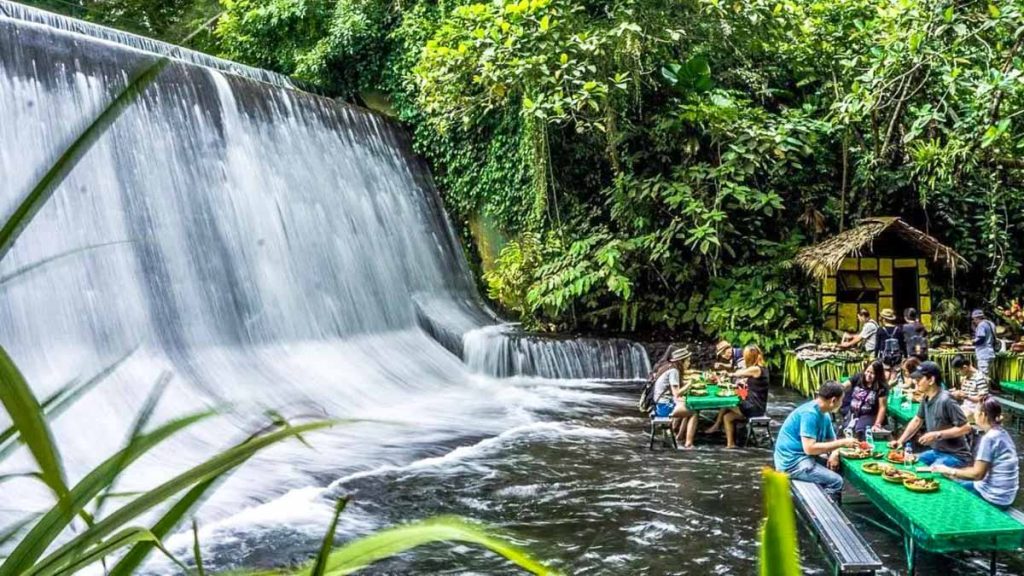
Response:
[783,349,1024,397]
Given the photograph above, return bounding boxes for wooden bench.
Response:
[648,415,677,450]
[791,480,882,576]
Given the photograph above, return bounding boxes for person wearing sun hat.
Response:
[650,346,700,448]
[713,340,745,371]
[971,309,997,378]
[873,308,905,369]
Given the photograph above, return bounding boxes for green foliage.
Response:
[759,468,801,576]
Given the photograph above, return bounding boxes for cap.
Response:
[971,309,985,319]
[910,360,942,380]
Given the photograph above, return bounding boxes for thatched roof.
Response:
[794,217,967,279]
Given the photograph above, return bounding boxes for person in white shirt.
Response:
[839,309,877,354]
[650,347,699,448]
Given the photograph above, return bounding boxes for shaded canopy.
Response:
[794,217,967,279]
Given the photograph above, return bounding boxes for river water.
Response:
[3,3,1024,575]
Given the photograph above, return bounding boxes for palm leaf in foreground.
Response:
[311,497,349,576]
[759,467,801,576]
[0,346,136,464]
[306,515,560,576]
[0,344,68,499]
[30,420,337,576]
[0,411,213,576]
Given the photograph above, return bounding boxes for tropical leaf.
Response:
[0,411,213,576]
[0,515,39,549]
[306,515,560,576]
[30,420,336,576]
[0,58,168,262]
[0,344,68,499]
[312,497,349,576]
[192,519,206,576]
[759,468,801,576]
[0,346,136,463]
[30,527,158,576]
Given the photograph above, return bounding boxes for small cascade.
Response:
[463,325,651,380]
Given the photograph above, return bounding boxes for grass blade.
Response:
[0,344,68,499]
[93,370,172,517]
[311,516,560,576]
[0,346,136,464]
[32,527,157,576]
[192,519,206,576]
[0,515,39,549]
[107,475,220,576]
[31,420,336,576]
[312,497,349,576]
[0,241,133,288]
[759,468,801,576]
[0,411,213,576]
[0,58,168,261]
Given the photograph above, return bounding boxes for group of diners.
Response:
[649,342,769,449]
[838,305,1000,379]
[775,359,1020,510]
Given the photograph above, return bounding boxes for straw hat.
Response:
[880,308,896,322]
[715,340,731,356]
[670,348,692,362]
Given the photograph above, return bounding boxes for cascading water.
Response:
[0,0,649,568]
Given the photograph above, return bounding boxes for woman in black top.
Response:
[840,360,889,438]
[706,344,769,448]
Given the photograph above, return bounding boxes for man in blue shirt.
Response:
[971,309,997,378]
[774,381,859,496]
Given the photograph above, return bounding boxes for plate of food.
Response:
[882,468,917,483]
[839,445,874,459]
[689,381,707,389]
[904,478,939,493]
[886,450,916,465]
[862,462,889,475]
[715,389,736,397]
[689,389,708,396]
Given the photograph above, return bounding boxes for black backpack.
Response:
[906,333,928,359]
[880,326,902,366]
[638,372,658,414]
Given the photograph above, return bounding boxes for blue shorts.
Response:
[654,401,676,418]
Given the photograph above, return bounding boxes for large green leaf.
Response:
[0,346,136,463]
[0,344,68,499]
[0,411,213,576]
[307,515,560,576]
[30,420,336,576]
[0,58,168,261]
[759,468,801,576]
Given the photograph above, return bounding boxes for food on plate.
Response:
[689,389,708,396]
[886,450,916,464]
[862,462,884,475]
[839,447,873,459]
[904,478,939,493]
[715,389,736,397]
[882,468,917,483]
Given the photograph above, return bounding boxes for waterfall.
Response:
[0,0,649,553]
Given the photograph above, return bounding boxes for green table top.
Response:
[1001,380,1024,396]
[841,441,1024,552]
[685,385,741,411]
[887,389,919,425]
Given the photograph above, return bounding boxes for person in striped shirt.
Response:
[952,354,989,421]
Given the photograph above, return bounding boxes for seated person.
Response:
[651,347,699,448]
[951,354,989,421]
[889,361,972,468]
[933,396,1019,509]
[706,345,769,448]
[841,360,888,438]
[774,381,859,497]
[713,340,745,371]
[894,356,921,390]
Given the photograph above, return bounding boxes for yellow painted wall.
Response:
[822,256,935,331]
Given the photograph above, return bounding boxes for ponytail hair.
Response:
[981,395,1003,425]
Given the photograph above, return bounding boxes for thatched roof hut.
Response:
[795,217,967,280]
[795,217,967,333]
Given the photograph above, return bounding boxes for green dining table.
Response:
[887,388,920,426]
[684,385,741,412]
[840,441,1024,573]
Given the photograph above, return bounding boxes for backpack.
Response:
[880,326,902,366]
[638,372,658,414]
[906,333,928,359]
